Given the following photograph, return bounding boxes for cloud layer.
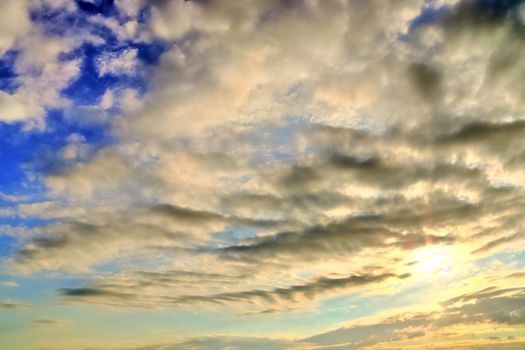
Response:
[1,1,525,349]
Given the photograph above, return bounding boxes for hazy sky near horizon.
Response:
[1,0,525,349]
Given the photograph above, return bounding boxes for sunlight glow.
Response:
[412,245,456,276]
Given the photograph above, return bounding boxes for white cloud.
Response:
[0,281,19,288]
[96,49,139,77]
[0,92,37,122]
[0,0,31,56]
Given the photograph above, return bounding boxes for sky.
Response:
[0,0,525,349]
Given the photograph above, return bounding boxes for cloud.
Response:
[0,281,19,288]
[0,0,31,56]
[96,48,139,77]
[59,271,407,310]
[56,282,525,350]
[304,285,525,349]
[167,336,291,350]
[96,336,292,350]
[32,318,72,326]
[0,299,30,309]
[3,4,525,349]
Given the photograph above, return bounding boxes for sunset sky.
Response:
[1,0,525,349]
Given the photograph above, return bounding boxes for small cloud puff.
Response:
[96,48,139,77]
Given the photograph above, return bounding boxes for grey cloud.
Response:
[219,214,397,260]
[472,232,525,254]
[151,204,226,223]
[436,120,525,146]
[219,205,459,263]
[169,272,407,306]
[0,299,30,309]
[73,282,525,350]
[32,318,72,326]
[59,271,405,310]
[441,286,522,306]
[408,62,444,103]
[443,0,525,36]
[151,203,282,228]
[221,190,355,222]
[11,201,287,272]
[60,287,133,299]
[305,286,525,349]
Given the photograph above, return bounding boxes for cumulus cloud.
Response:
[0,1,99,125]
[0,0,31,55]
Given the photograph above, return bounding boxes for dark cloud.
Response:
[219,214,396,261]
[59,271,406,309]
[436,120,525,146]
[151,204,225,223]
[408,62,443,103]
[444,0,525,32]
[472,232,525,254]
[0,299,30,309]
[60,287,133,299]
[169,272,407,306]
[151,203,282,228]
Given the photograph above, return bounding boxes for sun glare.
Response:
[412,245,456,276]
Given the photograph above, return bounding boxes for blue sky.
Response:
[1,0,525,349]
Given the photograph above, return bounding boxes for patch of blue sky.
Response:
[409,3,450,32]
[31,4,107,38]
[0,110,113,188]
[75,0,117,17]
[0,236,17,258]
[411,0,525,35]
[0,272,85,305]
[45,109,114,147]
[246,118,308,166]
[0,217,59,261]
[62,45,128,105]
[212,227,258,246]
[0,122,50,195]
[133,41,167,65]
[31,1,167,104]
[60,43,165,108]
[0,216,54,230]
[515,250,525,268]
[474,248,525,270]
[318,290,411,325]
[0,111,115,247]
[0,50,20,93]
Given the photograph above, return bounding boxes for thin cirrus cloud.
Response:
[0,0,524,349]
